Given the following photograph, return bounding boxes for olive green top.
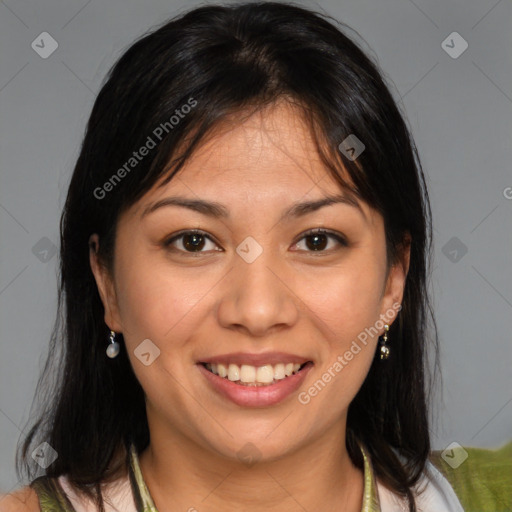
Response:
[429,440,512,512]
[29,441,512,512]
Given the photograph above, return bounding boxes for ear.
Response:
[89,234,123,332]
[379,233,411,328]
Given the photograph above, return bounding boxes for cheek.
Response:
[298,264,383,416]
[113,246,203,347]
[304,256,386,343]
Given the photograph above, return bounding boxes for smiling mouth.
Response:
[200,361,313,387]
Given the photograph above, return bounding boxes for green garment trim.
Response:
[360,442,381,512]
[128,444,158,512]
[429,440,512,512]
[127,442,381,512]
[30,475,76,512]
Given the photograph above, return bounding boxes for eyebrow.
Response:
[140,192,364,222]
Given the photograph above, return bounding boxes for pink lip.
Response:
[198,351,312,367]
[196,361,314,407]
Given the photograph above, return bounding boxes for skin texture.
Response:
[89,101,410,512]
[0,487,40,512]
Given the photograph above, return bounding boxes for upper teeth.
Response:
[205,362,303,384]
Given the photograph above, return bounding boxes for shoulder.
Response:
[429,440,512,512]
[0,486,40,512]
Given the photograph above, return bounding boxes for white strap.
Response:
[58,474,137,512]
[376,461,465,512]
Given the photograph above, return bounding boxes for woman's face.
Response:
[90,101,408,462]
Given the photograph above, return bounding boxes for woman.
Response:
[2,2,510,511]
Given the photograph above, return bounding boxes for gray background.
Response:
[1,0,511,493]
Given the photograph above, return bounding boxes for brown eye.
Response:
[165,230,220,254]
[293,229,348,253]
[182,232,206,251]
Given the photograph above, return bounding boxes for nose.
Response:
[216,248,299,338]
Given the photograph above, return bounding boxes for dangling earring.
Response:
[379,324,390,360]
[106,330,120,358]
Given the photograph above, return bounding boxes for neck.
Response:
[138,417,364,512]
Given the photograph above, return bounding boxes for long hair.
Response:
[17,3,439,511]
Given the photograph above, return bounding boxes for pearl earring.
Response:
[106,330,120,358]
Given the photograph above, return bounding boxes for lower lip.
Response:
[197,362,314,407]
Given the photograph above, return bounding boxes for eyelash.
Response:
[164,228,348,255]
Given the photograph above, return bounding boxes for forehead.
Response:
[131,101,361,218]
